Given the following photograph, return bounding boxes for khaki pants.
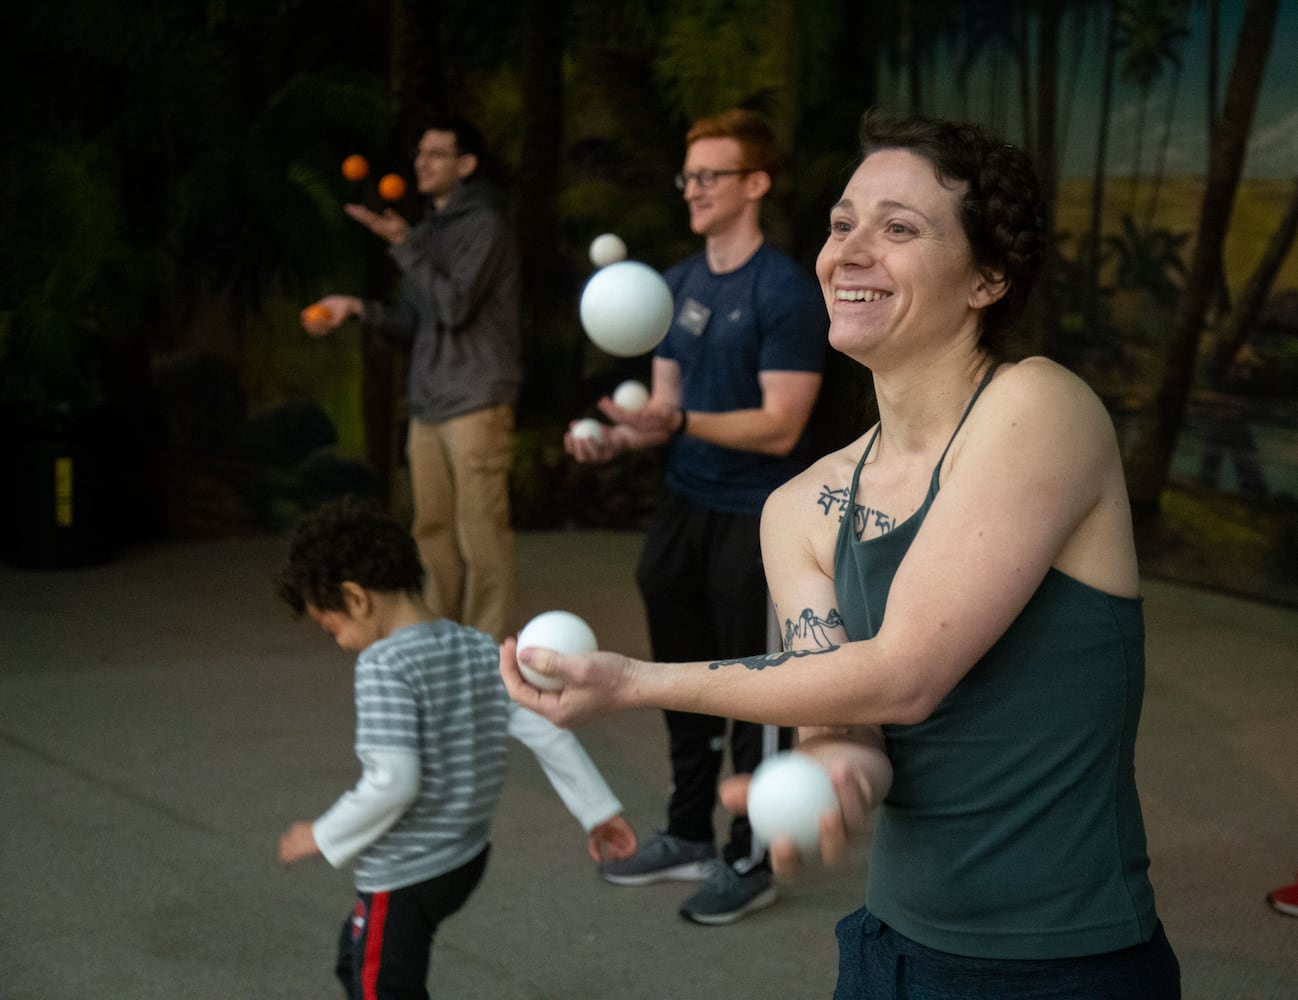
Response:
[406,405,515,639]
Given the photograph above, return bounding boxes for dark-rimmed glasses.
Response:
[674,168,754,191]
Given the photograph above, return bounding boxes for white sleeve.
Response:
[312,749,422,868]
[507,704,623,832]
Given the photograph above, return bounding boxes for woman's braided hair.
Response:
[858,108,1047,356]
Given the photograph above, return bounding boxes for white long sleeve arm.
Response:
[312,749,422,868]
[507,704,623,831]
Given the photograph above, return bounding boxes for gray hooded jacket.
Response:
[363,181,522,424]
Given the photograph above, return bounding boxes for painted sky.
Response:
[890,1,1298,179]
[1087,0,1298,180]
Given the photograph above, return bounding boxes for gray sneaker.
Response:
[679,861,777,925]
[601,832,716,886]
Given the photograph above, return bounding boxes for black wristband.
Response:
[673,409,688,437]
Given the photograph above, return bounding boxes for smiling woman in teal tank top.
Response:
[501,109,1180,998]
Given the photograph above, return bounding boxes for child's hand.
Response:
[587,815,638,863]
[278,821,321,867]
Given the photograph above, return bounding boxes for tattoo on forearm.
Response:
[816,484,896,539]
[783,607,843,650]
[709,647,839,671]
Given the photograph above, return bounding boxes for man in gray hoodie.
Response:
[303,118,522,640]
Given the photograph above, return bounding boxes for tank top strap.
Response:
[847,424,882,508]
[931,363,998,488]
[848,363,997,508]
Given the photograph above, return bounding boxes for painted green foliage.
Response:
[1,0,1291,515]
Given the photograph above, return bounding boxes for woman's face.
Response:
[815,148,994,366]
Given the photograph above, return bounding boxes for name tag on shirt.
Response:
[678,298,711,337]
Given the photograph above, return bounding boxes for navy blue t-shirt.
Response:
[657,243,828,515]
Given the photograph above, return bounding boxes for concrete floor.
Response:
[1,530,1295,999]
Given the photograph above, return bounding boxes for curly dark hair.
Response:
[275,497,424,615]
[857,108,1047,355]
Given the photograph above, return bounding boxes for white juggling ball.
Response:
[611,379,649,412]
[589,233,628,268]
[747,751,838,855]
[570,417,605,443]
[515,610,599,691]
[579,260,674,358]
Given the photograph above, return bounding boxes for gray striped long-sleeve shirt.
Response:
[338,620,621,893]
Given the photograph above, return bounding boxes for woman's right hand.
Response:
[498,637,641,727]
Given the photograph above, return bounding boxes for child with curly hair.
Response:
[275,497,635,998]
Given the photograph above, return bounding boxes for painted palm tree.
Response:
[1113,0,1191,217]
[949,0,1066,354]
[1204,180,1298,385]
[863,0,966,113]
[1082,0,1121,345]
[952,1,1031,139]
[1197,0,1223,143]
[955,1,1079,356]
[782,0,882,264]
[1123,0,1281,520]
[1054,1,1110,163]
[1193,0,1232,318]
[1104,214,1190,306]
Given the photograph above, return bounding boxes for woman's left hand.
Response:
[720,733,891,877]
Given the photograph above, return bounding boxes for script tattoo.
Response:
[708,647,838,671]
[784,607,843,650]
[816,484,850,517]
[816,484,896,539]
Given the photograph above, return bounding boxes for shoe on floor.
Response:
[602,832,715,886]
[1267,878,1298,916]
[679,860,777,926]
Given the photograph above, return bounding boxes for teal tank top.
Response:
[833,371,1158,959]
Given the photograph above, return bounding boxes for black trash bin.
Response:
[1,402,115,569]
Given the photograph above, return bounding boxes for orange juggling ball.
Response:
[378,173,407,201]
[341,154,369,181]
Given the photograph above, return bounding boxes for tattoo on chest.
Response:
[816,484,897,539]
[708,646,838,671]
[783,607,843,650]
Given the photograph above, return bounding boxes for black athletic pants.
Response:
[335,846,489,1000]
[636,491,791,866]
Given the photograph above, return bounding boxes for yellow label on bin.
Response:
[55,457,74,527]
